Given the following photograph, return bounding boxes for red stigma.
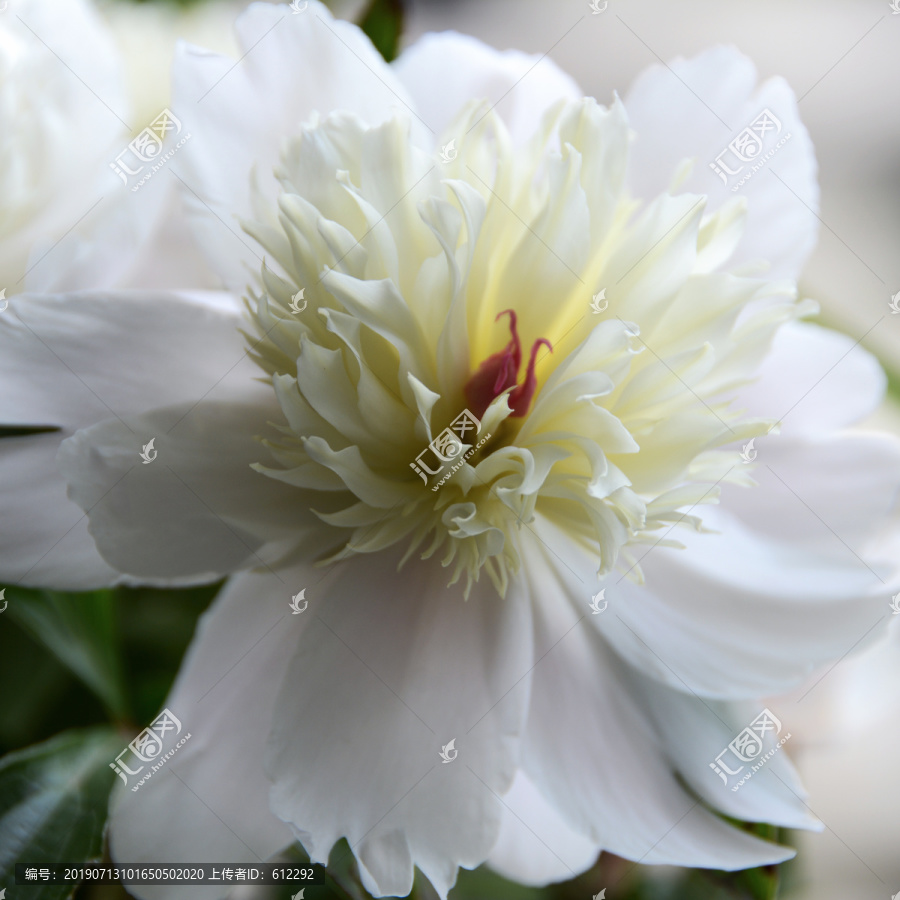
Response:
[464,310,552,419]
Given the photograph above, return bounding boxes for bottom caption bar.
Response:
[15,864,324,885]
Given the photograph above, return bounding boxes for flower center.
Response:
[241,104,799,598]
[464,310,552,420]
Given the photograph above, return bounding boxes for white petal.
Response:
[625,46,818,281]
[631,674,821,831]
[108,568,299,900]
[0,434,118,590]
[605,506,890,699]
[58,393,327,581]
[0,290,245,587]
[392,31,582,145]
[171,0,419,291]
[735,321,886,435]
[534,497,890,695]
[486,770,599,887]
[721,430,900,550]
[518,525,798,868]
[0,290,245,429]
[28,175,219,294]
[265,548,533,899]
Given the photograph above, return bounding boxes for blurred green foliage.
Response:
[0,583,220,900]
[358,0,404,62]
[0,728,124,899]
[0,583,222,756]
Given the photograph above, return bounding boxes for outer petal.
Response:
[27,174,218,295]
[0,290,246,588]
[518,524,798,868]
[57,393,335,581]
[108,568,299,900]
[392,31,582,146]
[265,548,533,899]
[603,506,891,700]
[0,291,245,429]
[536,487,893,691]
[0,435,118,589]
[625,46,818,281]
[735,321,887,436]
[631,673,821,832]
[486,770,600,887]
[720,431,900,552]
[171,0,420,291]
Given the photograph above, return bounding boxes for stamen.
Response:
[464,309,552,419]
[509,337,552,417]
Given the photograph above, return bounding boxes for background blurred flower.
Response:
[0,0,227,295]
[0,0,128,293]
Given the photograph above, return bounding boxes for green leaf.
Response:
[114,582,222,724]
[0,624,94,753]
[730,823,782,900]
[883,361,900,407]
[452,866,552,900]
[0,425,60,439]
[358,0,404,63]
[0,728,122,899]
[3,588,129,721]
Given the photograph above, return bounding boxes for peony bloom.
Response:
[3,2,899,897]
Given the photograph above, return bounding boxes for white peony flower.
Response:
[3,3,899,897]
